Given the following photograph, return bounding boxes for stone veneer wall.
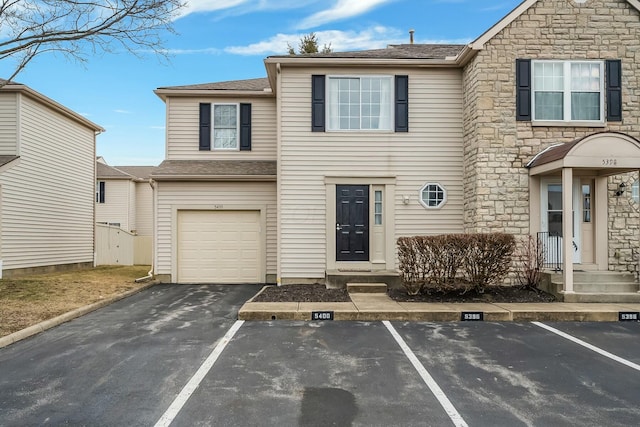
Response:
[462,0,640,273]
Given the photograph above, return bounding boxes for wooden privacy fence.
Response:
[95,224,152,266]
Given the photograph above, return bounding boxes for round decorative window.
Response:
[419,183,446,209]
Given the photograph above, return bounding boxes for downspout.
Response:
[276,62,282,286]
[135,178,156,282]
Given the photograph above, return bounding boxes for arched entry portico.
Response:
[527,132,640,294]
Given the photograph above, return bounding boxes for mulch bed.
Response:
[388,286,557,303]
[252,284,556,303]
[252,284,351,302]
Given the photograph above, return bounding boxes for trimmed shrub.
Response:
[397,233,516,295]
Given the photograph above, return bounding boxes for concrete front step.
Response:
[346,283,388,294]
[557,282,640,293]
[562,292,640,303]
[550,271,637,283]
[326,270,400,289]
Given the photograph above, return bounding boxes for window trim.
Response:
[326,75,394,132]
[531,60,605,126]
[419,182,447,209]
[212,103,240,151]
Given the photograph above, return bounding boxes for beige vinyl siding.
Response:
[166,96,276,160]
[0,94,95,270]
[95,179,134,232]
[155,181,277,280]
[0,93,18,155]
[279,67,465,278]
[135,182,153,236]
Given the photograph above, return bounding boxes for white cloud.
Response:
[176,0,249,19]
[224,26,470,56]
[114,109,132,114]
[297,0,394,29]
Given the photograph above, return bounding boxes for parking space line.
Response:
[154,320,245,427]
[532,321,640,372]
[383,321,469,427]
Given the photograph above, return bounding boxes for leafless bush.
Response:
[397,233,516,295]
[462,233,516,293]
[515,235,544,290]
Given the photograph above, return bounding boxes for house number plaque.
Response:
[618,312,639,321]
[461,312,484,321]
[311,311,334,321]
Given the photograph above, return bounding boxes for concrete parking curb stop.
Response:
[238,293,640,322]
[0,280,158,349]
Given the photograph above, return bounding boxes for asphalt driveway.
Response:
[1,284,639,426]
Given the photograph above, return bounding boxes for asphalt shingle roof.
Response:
[158,78,271,91]
[0,155,19,168]
[115,166,156,180]
[151,160,277,179]
[97,162,133,179]
[269,44,466,60]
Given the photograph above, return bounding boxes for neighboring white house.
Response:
[151,0,640,302]
[95,158,155,265]
[0,80,103,278]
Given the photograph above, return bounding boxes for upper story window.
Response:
[327,76,393,131]
[213,104,239,150]
[199,103,251,152]
[532,60,604,123]
[96,181,105,204]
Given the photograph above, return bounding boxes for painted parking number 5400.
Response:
[602,158,617,166]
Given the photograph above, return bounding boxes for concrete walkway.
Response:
[239,292,640,322]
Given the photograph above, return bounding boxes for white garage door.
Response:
[177,210,261,283]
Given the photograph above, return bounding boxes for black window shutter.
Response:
[606,59,622,122]
[240,103,252,151]
[99,181,105,204]
[515,59,531,121]
[199,103,211,151]
[311,75,325,132]
[395,75,409,132]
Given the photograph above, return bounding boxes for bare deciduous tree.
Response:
[0,0,185,85]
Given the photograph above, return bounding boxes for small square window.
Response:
[419,182,446,209]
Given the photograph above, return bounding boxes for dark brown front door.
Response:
[336,185,369,261]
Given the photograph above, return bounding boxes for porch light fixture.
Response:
[403,195,410,205]
[616,182,626,197]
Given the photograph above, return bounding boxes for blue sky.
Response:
[0,0,523,166]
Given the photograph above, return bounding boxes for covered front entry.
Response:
[540,178,590,265]
[528,132,640,293]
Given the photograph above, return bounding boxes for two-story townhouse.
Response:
[152,0,640,300]
[152,79,278,283]
[0,80,103,278]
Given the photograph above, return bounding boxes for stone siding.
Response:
[462,0,640,273]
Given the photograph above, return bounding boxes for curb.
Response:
[0,280,158,349]
[238,300,640,322]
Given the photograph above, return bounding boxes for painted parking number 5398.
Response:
[602,158,617,166]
